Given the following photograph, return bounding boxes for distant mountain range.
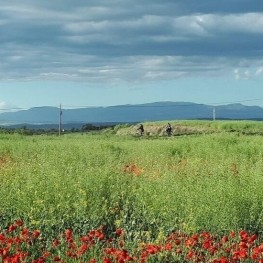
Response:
[0,102,263,128]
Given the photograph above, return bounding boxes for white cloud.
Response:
[234,69,240,80]
[172,13,263,37]
[0,101,19,111]
[255,67,263,76]
[222,13,263,34]
[233,69,251,80]
[0,101,9,109]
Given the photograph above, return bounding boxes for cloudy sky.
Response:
[0,0,263,110]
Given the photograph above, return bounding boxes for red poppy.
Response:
[53,255,61,261]
[15,220,23,227]
[7,224,17,233]
[52,239,60,247]
[115,228,124,237]
[33,230,41,239]
[103,258,112,263]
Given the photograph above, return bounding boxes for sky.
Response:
[1,0,263,110]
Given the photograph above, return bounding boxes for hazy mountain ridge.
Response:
[0,102,263,127]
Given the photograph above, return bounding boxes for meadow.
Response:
[1,120,263,262]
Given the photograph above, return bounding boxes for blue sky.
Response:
[0,0,263,110]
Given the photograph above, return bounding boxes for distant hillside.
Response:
[0,102,263,127]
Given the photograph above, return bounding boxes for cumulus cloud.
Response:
[0,101,10,109]
[255,67,263,76]
[0,1,263,83]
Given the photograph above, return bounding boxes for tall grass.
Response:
[0,129,263,243]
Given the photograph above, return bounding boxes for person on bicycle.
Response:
[165,123,172,136]
[137,124,144,136]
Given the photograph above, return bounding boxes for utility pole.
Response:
[213,107,216,121]
[59,104,62,136]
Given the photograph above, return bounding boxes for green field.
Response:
[1,121,263,261]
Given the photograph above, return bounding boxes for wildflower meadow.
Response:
[1,121,263,262]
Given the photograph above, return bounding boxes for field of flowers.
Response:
[1,121,263,262]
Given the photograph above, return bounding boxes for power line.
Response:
[209,97,263,106]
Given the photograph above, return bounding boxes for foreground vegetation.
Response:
[2,220,263,262]
[1,120,263,261]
